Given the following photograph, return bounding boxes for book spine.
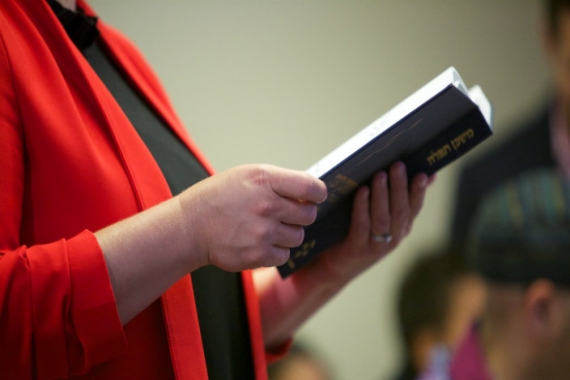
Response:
[402,109,493,180]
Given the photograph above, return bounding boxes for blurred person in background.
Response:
[391,249,485,380]
[450,0,570,250]
[449,169,570,380]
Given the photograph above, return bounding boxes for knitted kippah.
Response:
[467,169,570,286]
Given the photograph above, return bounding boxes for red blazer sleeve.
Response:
[0,14,127,379]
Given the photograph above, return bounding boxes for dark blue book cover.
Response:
[277,68,493,278]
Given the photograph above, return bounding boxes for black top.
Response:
[48,1,254,378]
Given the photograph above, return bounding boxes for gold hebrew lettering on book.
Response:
[427,144,452,166]
[287,239,317,269]
[427,128,475,166]
[450,128,475,151]
[325,174,358,204]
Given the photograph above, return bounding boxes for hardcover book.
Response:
[277,66,493,278]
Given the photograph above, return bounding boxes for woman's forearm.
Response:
[96,196,204,325]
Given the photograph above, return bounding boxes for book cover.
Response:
[277,67,493,278]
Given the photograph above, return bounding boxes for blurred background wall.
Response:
[89,0,548,378]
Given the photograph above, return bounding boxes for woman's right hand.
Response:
[178,164,328,272]
[97,164,326,324]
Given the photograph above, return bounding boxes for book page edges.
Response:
[468,85,493,129]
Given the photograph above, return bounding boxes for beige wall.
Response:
[90,1,548,378]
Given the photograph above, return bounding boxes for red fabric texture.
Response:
[0,0,278,378]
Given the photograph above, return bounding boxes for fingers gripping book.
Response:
[278,67,493,278]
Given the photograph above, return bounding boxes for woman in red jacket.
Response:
[0,0,429,378]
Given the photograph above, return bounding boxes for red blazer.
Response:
[0,0,279,378]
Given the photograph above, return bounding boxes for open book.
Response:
[277,66,493,278]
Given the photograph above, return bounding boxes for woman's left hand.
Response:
[313,161,430,282]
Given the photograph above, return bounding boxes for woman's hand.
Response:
[98,163,327,324]
[178,164,328,272]
[313,161,429,283]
